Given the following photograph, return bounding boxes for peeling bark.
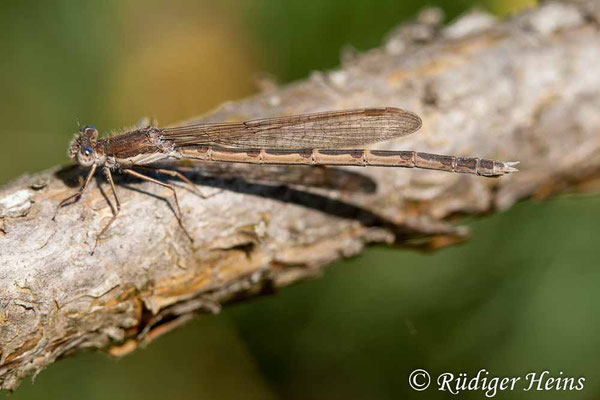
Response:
[2,0,600,391]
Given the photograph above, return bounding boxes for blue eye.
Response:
[88,125,95,130]
[85,146,93,155]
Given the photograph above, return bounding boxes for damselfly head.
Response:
[69,125,99,166]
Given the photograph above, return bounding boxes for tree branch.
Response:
[2,0,600,390]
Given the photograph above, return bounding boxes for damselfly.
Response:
[56,107,518,249]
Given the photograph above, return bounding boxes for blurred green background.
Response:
[3,0,600,399]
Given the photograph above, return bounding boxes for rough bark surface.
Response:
[1,0,600,391]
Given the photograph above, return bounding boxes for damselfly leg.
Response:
[53,164,97,221]
[132,165,218,199]
[123,168,193,242]
[91,167,122,254]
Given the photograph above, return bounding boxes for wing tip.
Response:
[383,107,423,132]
